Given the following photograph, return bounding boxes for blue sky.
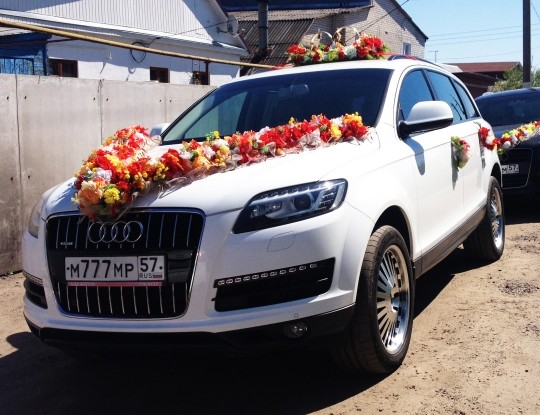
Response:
[400,0,540,67]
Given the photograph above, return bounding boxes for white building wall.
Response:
[47,38,240,85]
[0,0,247,85]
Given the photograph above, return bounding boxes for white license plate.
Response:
[65,256,165,286]
[502,164,519,174]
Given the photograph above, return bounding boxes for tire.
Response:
[331,225,414,374]
[464,177,505,262]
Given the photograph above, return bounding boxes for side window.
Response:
[426,71,467,123]
[398,70,433,120]
[453,80,479,119]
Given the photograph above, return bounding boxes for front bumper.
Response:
[500,138,540,195]
[25,304,355,354]
[22,202,373,349]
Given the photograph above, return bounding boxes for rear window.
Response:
[162,68,391,143]
[476,91,540,127]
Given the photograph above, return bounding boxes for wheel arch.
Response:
[373,206,412,258]
[491,162,502,185]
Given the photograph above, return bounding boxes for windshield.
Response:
[476,92,540,128]
[162,68,391,143]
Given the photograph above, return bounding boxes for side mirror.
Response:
[398,101,453,138]
[150,123,171,137]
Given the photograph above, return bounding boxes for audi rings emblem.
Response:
[87,221,144,244]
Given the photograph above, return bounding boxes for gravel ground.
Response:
[0,195,539,415]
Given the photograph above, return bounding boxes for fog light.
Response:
[22,270,43,286]
[283,321,308,339]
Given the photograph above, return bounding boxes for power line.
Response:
[428,29,540,47]
[428,24,529,38]
[360,0,411,33]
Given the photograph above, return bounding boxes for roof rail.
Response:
[387,54,438,66]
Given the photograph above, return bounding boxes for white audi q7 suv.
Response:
[22,54,504,374]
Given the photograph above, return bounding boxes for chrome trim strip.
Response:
[108,287,113,314]
[75,286,80,312]
[85,286,90,313]
[132,287,137,315]
[96,287,101,314]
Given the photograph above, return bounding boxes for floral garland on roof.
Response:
[72,113,370,220]
[286,29,390,66]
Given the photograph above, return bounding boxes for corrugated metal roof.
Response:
[221,0,371,12]
[238,18,313,68]
[0,1,247,52]
[233,8,365,21]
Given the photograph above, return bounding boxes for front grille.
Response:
[213,258,335,312]
[46,210,204,318]
[501,148,532,188]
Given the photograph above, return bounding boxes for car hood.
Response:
[43,132,380,218]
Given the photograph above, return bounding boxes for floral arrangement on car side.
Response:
[286,28,390,66]
[452,120,540,170]
[451,136,471,169]
[478,120,540,155]
[72,113,369,220]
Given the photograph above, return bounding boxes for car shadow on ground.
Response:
[504,193,540,225]
[0,253,477,415]
[1,195,535,415]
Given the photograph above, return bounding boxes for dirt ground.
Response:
[0,195,539,415]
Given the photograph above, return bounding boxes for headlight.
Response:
[27,185,58,238]
[233,179,347,233]
[28,197,44,238]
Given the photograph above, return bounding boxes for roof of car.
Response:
[476,87,540,101]
[229,56,448,84]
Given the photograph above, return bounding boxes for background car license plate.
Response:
[65,256,165,283]
[502,164,519,174]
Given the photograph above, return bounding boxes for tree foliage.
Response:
[490,68,540,92]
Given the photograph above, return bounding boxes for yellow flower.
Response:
[343,112,363,124]
[105,154,121,167]
[103,186,121,205]
[219,145,229,157]
[330,123,342,139]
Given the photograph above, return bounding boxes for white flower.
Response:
[94,168,112,181]
[202,145,215,159]
[345,45,357,60]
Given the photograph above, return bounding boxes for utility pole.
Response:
[524,0,531,88]
[258,0,269,55]
[432,50,438,62]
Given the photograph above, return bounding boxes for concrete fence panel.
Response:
[0,75,21,273]
[0,73,212,275]
[17,75,103,234]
